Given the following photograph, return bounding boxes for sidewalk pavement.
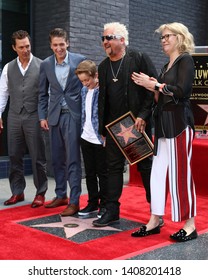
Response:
[0,166,129,210]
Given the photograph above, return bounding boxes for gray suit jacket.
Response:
[38,51,86,126]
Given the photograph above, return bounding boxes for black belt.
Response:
[61,108,70,114]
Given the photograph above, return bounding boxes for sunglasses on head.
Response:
[101,35,122,42]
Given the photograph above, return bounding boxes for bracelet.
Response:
[159,83,165,92]
[154,82,160,91]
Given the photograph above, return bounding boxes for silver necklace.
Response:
[109,56,125,82]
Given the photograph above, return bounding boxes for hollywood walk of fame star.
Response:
[198,104,208,125]
[116,123,137,145]
[31,216,121,238]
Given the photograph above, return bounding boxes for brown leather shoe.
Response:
[4,194,24,206]
[31,195,45,208]
[45,197,68,208]
[60,204,79,216]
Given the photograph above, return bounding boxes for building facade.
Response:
[0,0,208,177]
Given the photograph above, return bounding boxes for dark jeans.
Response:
[81,138,108,208]
[105,125,152,215]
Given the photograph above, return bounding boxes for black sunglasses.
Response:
[101,35,122,42]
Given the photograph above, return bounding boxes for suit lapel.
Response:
[65,53,75,90]
[123,53,131,89]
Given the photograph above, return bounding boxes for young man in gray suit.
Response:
[0,30,48,207]
[38,28,86,216]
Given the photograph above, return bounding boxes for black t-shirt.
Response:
[106,59,128,123]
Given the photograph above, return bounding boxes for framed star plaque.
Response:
[105,111,154,165]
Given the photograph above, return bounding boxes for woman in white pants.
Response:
[131,22,197,242]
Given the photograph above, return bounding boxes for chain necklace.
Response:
[109,55,125,82]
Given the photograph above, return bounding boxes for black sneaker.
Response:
[97,207,106,218]
[93,211,119,227]
[78,204,98,216]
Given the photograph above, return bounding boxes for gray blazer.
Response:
[38,51,86,126]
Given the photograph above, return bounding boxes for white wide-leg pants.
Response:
[151,127,196,222]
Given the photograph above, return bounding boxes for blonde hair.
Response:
[75,60,97,77]
[155,22,195,54]
[104,22,129,46]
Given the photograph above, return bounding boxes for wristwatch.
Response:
[154,82,161,91]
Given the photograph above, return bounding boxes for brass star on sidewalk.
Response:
[116,123,137,145]
[32,216,121,238]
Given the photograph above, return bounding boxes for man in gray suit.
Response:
[0,30,48,207]
[38,28,86,216]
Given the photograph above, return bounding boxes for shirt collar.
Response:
[17,53,33,68]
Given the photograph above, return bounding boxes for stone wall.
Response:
[33,0,208,72]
